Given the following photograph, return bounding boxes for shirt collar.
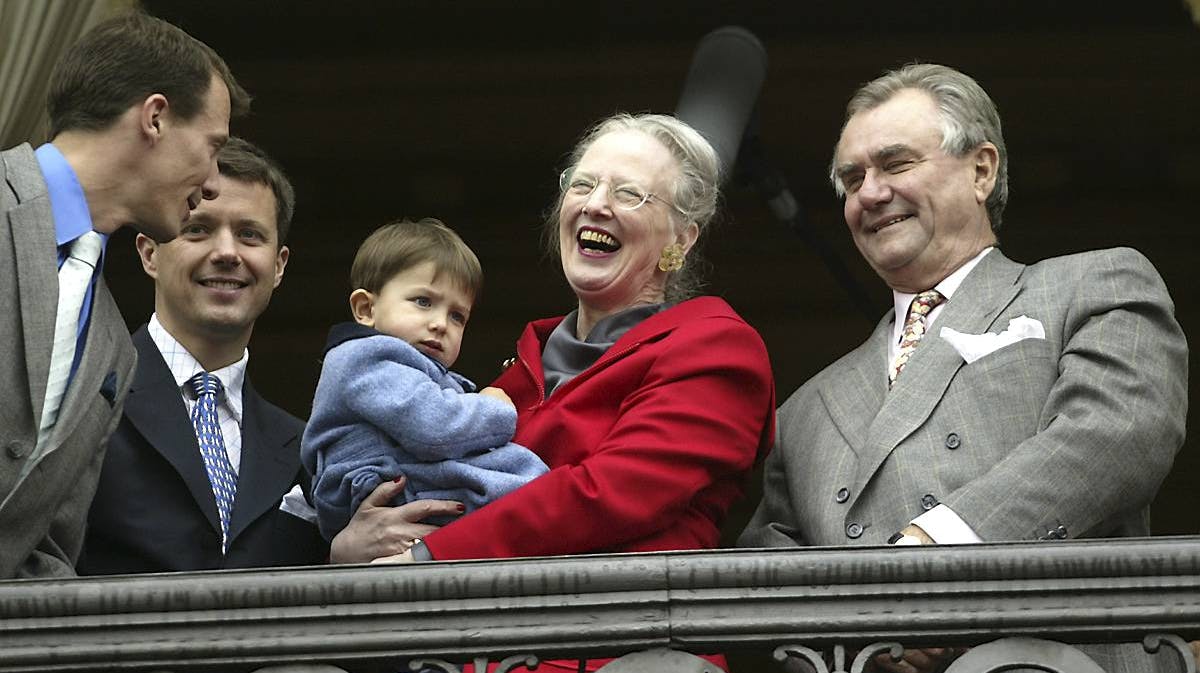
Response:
[541,302,665,398]
[148,314,247,425]
[34,143,106,250]
[891,247,994,337]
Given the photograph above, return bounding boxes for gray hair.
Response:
[544,112,721,302]
[830,63,1009,230]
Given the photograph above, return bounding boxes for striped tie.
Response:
[38,231,103,447]
[188,372,238,552]
[889,289,946,388]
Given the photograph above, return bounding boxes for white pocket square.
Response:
[939,315,1045,364]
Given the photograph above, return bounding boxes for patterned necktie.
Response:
[38,231,103,447]
[889,289,946,388]
[188,372,238,552]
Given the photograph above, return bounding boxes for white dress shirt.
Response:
[147,314,247,474]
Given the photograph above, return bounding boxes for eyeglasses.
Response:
[559,169,687,217]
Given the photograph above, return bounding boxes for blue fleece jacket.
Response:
[302,323,549,541]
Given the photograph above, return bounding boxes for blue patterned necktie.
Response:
[188,372,238,552]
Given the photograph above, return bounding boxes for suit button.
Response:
[835,487,849,503]
[921,494,938,510]
[845,522,863,539]
[945,433,961,450]
[5,440,28,459]
[1044,527,1066,540]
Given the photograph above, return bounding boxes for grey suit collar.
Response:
[821,250,1027,493]
[4,145,121,467]
[4,146,56,439]
[127,326,301,545]
[818,312,892,456]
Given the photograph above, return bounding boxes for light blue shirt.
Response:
[35,143,108,381]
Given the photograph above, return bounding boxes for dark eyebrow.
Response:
[234,217,268,229]
[833,162,861,181]
[835,143,919,181]
[871,144,916,164]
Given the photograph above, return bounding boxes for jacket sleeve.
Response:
[944,248,1188,540]
[335,338,518,460]
[737,391,810,549]
[424,316,774,560]
[304,338,521,538]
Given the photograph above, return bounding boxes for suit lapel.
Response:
[125,328,223,534]
[820,313,892,457]
[228,384,300,543]
[854,250,1026,491]
[42,279,123,454]
[8,197,57,430]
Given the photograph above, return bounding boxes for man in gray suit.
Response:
[739,63,1187,672]
[0,12,249,578]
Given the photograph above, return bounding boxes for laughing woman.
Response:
[404,111,774,560]
[341,113,775,670]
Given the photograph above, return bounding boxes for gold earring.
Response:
[658,243,684,272]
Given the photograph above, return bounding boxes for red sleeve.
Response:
[423,315,774,560]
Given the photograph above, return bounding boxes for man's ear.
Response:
[139,94,169,144]
[349,288,376,327]
[134,233,159,279]
[973,142,999,204]
[272,245,290,289]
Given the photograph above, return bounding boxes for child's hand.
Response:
[479,386,514,407]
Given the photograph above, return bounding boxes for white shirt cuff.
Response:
[279,483,318,524]
[913,504,983,544]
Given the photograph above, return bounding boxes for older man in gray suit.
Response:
[740,63,1187,673]
[0,12,249,579]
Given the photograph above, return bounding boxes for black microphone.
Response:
[676,26,879,323]
[674,26,768,181]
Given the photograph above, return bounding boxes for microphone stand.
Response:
[737,134,880,324]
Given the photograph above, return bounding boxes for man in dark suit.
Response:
[740,63,1187,673]
[79,138,328,573]
[0,12,248,579]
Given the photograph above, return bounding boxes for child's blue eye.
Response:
[412,296,432,308]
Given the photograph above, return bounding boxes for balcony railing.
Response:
[1,536,1198,673]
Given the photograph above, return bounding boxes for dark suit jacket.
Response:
[0,143,137,579]
[78,326,328,573]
